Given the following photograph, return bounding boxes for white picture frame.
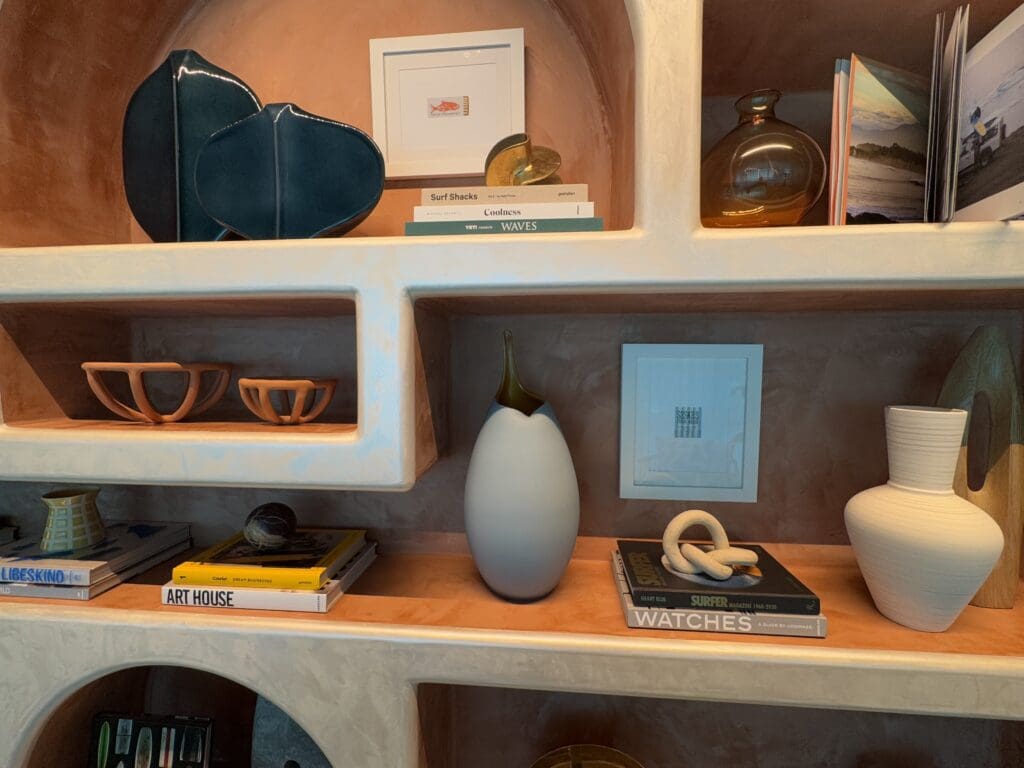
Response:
[619,344,764,503]
[369,28,525,179]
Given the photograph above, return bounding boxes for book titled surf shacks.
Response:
[420,183,589,205]
[617,539,820,615]
[172,528,365,590]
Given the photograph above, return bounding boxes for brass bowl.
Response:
[485,133,561,186]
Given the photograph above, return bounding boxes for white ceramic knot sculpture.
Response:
[661,509,758,581]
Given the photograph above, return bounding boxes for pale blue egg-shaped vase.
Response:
[465,400,580,601]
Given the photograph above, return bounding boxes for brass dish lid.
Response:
[529,745,646,768]
[485,133,561,186]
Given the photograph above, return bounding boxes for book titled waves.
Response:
[405,217,604,235]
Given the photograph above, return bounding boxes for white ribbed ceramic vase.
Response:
[465,402,580,601]
[845,406,1004,632]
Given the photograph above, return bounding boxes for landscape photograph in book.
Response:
[956,9,1024,217]
[846,55,929,223]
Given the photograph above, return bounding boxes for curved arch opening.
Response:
[0,0,635,247]
[23,664,331,768]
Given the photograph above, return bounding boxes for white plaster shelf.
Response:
[1,540,1022,766]
[1,221,1023,489]
[1,1,1022,489]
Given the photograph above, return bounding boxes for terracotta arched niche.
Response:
[0,0,634,247]
[22,664,320,767]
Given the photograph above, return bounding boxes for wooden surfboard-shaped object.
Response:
[937,326,1024,608]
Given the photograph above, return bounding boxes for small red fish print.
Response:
[430,100,460,113]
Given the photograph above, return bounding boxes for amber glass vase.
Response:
[701,89,826,227]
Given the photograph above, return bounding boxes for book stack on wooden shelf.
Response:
[163,528,375,613]
[614,540,827,639]
[404,183,603,235]
[0,522,191,601]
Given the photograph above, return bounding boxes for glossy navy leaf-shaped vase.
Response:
[195,103,385,239]
[123,49,262,242]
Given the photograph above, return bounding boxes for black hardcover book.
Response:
[616,540,820,615]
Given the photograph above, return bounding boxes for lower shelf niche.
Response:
[0,298,358,431]
[417,684,1024,768]
[25,664,331,768]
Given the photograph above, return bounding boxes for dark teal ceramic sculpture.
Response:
[195,103,385,239]
[122,49,262,242]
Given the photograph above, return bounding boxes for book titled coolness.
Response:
[162,541,376,613]
[405,217,604,235]
[412,201,594,222]
[0,540,190,601]
[617,539,820,615]
[420,183,588,205]
[172,528,365,590]
[0,521,191,586]
[613,553,827,638]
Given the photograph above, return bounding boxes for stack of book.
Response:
[614,540,826,639]
[0,521,191,601]
[404,183,603,235]
[830,2,1024,224]
[164,527,374,613]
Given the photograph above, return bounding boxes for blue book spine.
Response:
[405,217,604,235]
[0,565,89,585]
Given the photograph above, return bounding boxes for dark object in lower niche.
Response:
[846,211,895,225]
[530,744,646,768]
[195,103,385,239]
[122,49,262,242]
[252,696,330,768]
[89,712,212,768]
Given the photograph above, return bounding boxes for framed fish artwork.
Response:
[369,28,525,178]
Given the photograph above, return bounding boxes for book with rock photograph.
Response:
[833,55,930,225]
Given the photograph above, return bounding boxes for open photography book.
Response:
[831,2,1024,223]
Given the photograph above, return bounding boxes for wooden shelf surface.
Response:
[3,418,358,435]
[2,539,1021,659]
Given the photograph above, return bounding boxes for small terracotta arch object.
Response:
[81,362,233,424]
[238,378,337,425]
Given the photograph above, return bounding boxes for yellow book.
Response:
[172,528,365,590]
